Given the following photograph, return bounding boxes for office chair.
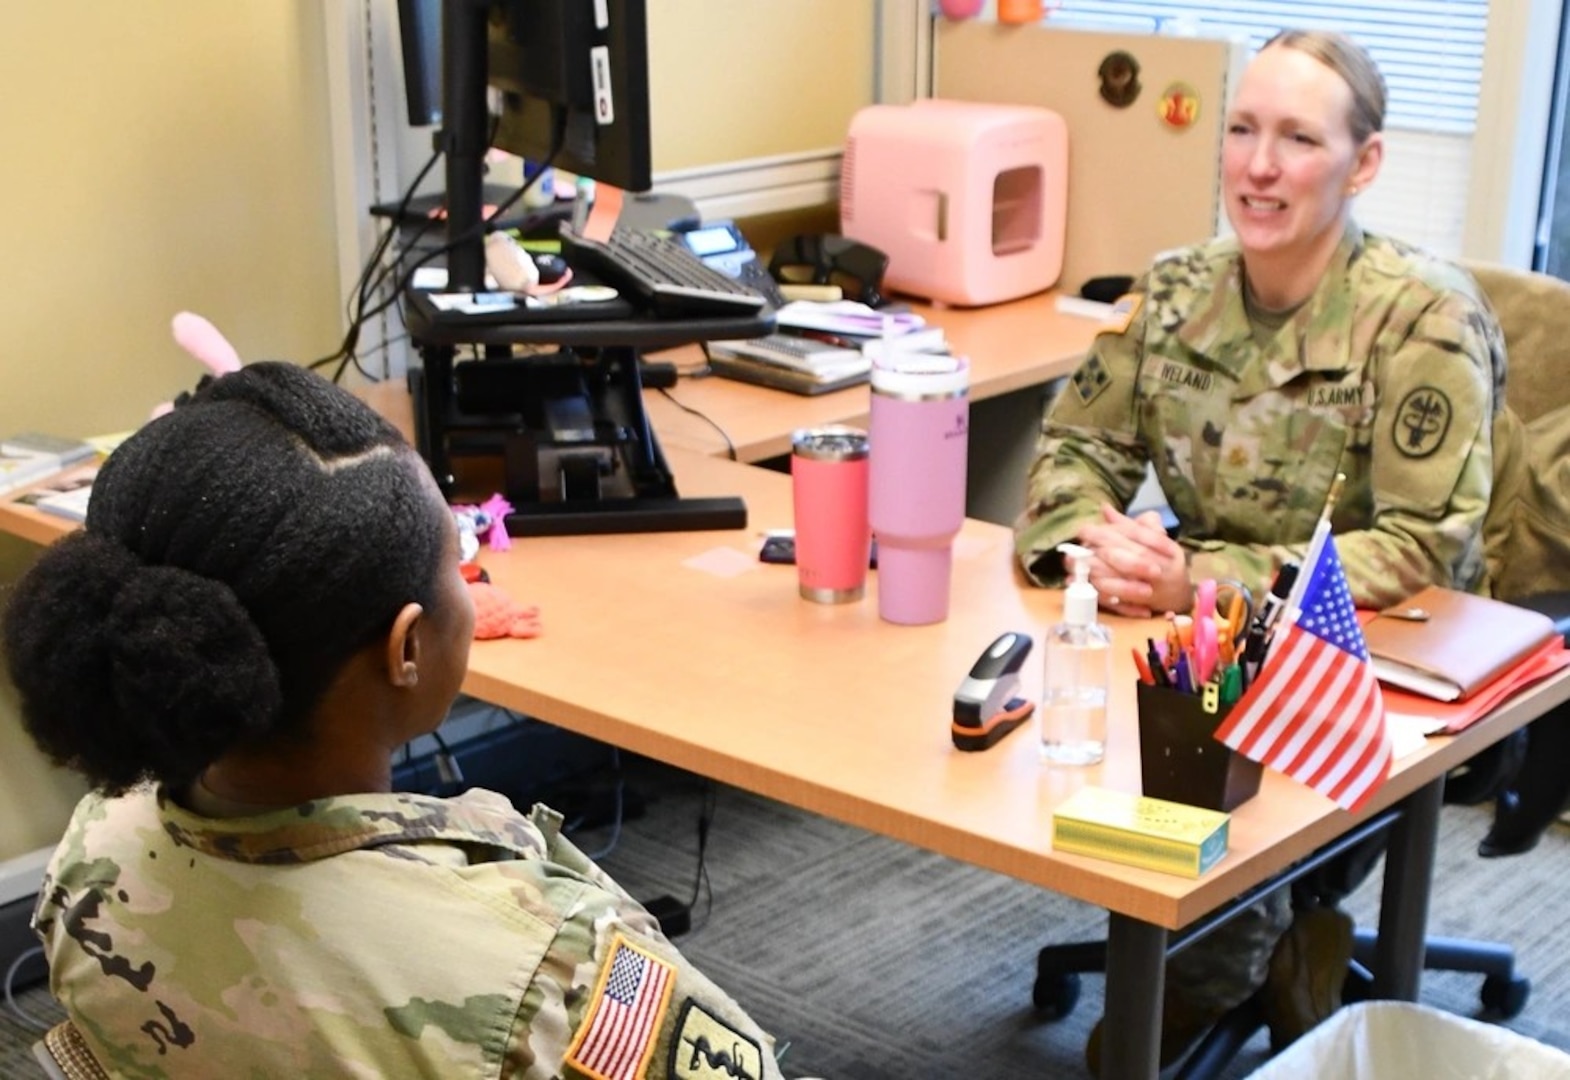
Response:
[1346,258,1570,1021]
[31,1020,107,1080]
[1458,261,1570,856]
[1033,261,1570,1077]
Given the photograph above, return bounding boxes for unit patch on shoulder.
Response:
[564,934,675,1080]
[1097,293,1142,337]
[1393,386,1452,458]
[1072,354,1113,405]
[668,1000,765,1080]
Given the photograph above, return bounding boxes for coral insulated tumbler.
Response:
[869,355,970,625]
[791,427,871,603]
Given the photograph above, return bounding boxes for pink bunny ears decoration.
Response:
[172,312,243,375]
[152,312,244,419]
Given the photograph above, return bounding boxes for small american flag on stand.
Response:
[1214,526,1391,812]
[564,934,675,1080]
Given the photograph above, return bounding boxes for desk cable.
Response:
[312,114,566,385]
[354,331,412,370]
[3,944,49,1031]
[654,386,738,461]
[684,780,717,935]
[310,144,444,383]
[577,748,626,862]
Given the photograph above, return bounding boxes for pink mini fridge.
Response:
[840,99,1067,307]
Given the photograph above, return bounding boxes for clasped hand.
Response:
[1072,503,1190,616]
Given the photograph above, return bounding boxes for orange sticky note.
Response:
[583,182,623,243]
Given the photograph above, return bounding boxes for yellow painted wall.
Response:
[0,2,343,858]
[0,1,880,862]
[648,0,877,169]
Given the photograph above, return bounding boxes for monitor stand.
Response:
[407,339,750,537]
[404,297,774,537]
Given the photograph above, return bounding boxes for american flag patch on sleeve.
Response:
[565,933,676,1080]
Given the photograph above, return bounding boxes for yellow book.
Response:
[1051,786,1230,878]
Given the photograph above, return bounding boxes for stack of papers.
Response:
[0,433,95,498]
[773,300,927,340]
[16,466,97,521]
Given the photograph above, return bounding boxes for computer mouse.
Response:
[533,253,568,285]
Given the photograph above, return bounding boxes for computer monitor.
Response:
[408,1,752,537]
[441,0,653,289]
[489,1,651,191]
[396,0,443,128]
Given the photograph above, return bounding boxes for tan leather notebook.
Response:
[1363,585,1560,701]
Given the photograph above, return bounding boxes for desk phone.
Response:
[677,220,787,307]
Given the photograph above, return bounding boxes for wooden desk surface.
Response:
[13,321,1563,935]
[644,290,1102,461]
[463,448,1570,931]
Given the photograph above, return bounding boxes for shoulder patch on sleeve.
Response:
[1392,386,1453,458]
[1072,353,1113,406]
[1097,293,1142,337]
[668,999,765,1080]
[565,933,675,1080]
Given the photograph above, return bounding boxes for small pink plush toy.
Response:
[469,579,543,639]
[152,312,245,419]
[453,493,515,555]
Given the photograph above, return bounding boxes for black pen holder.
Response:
[1136,682,1262,812]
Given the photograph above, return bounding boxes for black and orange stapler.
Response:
[952,632,1035,751]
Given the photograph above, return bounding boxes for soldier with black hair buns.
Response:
[6,361,793,1079]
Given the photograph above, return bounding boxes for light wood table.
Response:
[642,290,1102,462]
[460,447,1570,1079]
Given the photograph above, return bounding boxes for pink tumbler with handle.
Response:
[791,427,871,603]
[869,355,970,624]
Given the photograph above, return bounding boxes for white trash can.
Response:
[1245,1001,1570,1079]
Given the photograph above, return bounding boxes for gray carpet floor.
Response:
[4,759,1568,1078]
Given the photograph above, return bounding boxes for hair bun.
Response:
[104,565,282,772]
[2,532,281,791]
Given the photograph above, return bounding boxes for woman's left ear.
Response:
[1350,133,1384,195]
[385,603,426,688]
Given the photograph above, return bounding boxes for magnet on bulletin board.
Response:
[997,0,1045,24]
[937,0,985,18]
[1158,81,1201,132]
[1098,51,1142,108]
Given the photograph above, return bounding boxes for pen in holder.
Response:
[1136,681,1262,812]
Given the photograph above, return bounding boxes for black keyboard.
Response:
[561,228,770,318]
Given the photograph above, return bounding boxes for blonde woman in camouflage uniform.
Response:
[6,363,793,1079]
[1014,30,1506,1072]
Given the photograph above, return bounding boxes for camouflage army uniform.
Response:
[1015,223,1505,1017]
[33,785,787,1080]
[1016,222,1505,611]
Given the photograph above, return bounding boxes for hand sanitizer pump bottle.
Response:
[1041,544,1112,765]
